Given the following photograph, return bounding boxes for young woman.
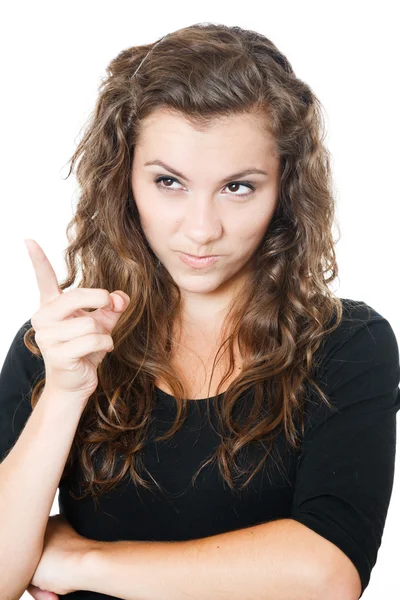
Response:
[1,22,399,600]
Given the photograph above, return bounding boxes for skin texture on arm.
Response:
[75,518,361,600]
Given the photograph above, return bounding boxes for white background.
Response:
[0,1,398,598]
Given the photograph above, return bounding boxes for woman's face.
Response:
[131,108,280,322]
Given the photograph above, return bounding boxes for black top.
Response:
[1,298,399,599]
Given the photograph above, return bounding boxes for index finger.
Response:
[24,239,62,307]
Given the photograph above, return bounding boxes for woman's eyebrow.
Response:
[144,160,269,183]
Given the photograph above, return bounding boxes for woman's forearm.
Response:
[78,518,340,600]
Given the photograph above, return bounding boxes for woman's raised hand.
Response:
[24,239,130,404]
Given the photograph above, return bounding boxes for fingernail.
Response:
[24,239,34,255]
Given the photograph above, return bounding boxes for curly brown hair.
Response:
[24,22,347,510]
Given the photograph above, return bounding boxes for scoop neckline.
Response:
[154,385,224,402]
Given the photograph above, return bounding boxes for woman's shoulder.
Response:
[0,317,44,463]
[1,317,42,374]
[321,297,398,363]
[303,297,400,431]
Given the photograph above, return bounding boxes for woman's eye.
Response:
[154,176,255,198]
[154,176,181,191]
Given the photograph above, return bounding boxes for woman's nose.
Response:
[182,196,223,243]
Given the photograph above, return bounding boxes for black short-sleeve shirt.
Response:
[1,298,399,599]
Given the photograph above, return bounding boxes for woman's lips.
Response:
[184,252,217,258]
[178,252,220,269]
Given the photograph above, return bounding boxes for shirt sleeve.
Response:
[0,318,44,464]
[290,302,400,598]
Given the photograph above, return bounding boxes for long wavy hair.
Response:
[24,22,346,509]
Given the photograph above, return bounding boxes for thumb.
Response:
[89,290,130,334]
[110,291,130,313]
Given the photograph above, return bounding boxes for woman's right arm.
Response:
[0,386,88,600]
[0,239,130,599]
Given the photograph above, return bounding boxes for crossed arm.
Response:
[77,518,361,600]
